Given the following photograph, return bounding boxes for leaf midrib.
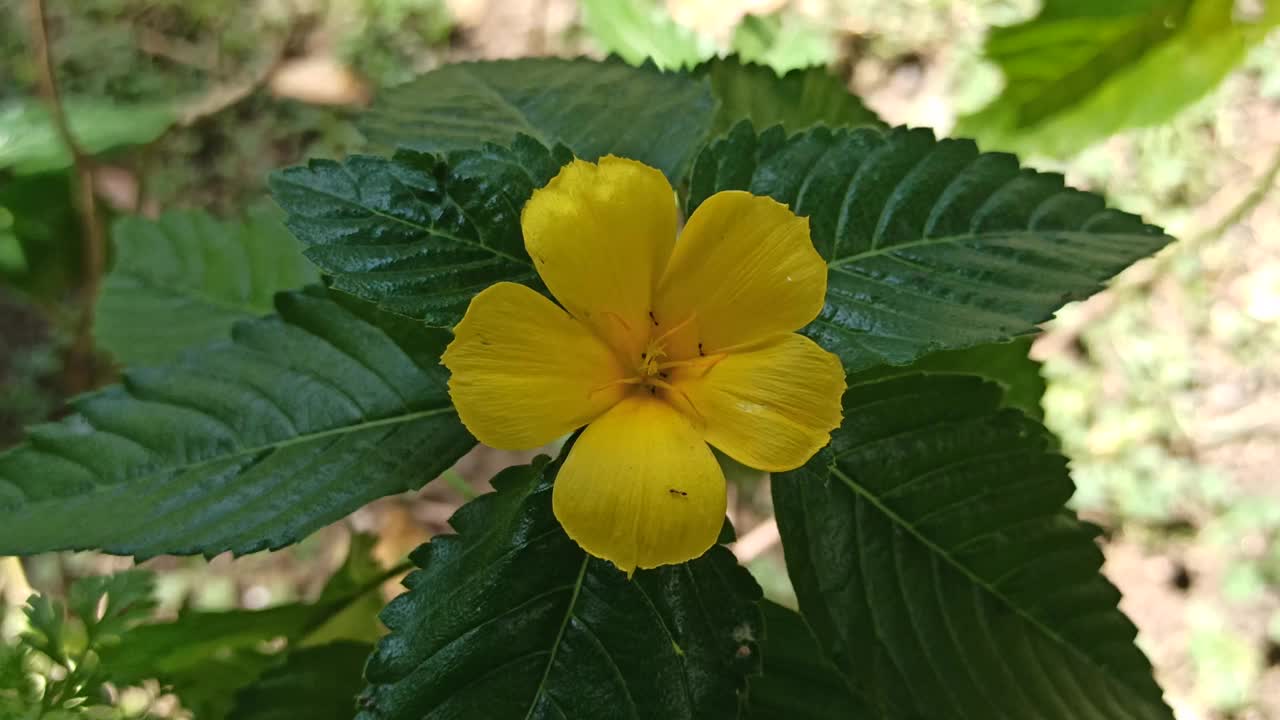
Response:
[826,463,1156,708]
[825,229,1159,270]
[5,407,458,505]
[106,270,270,319]
[457,65,554,149]
[272,174,532,269]
[523,555,590,720]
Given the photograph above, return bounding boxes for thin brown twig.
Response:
[1033,141,1280,361]
[176,36,288,127]
[732,517,780,563]
[26,0,106,395]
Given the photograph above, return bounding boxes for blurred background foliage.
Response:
[1,0,1278,718]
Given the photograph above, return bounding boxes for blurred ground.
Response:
[2,1,1278,718]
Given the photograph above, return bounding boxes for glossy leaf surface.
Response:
[773,374,1172,719]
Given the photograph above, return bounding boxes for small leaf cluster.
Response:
[3,570,154,718]
[3,538,387,719]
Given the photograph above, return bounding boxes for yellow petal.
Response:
[673,334,845,472]
[443,282,627,450]
[553,394,726,575]
[522,156,678,357]
[654,191,826,359]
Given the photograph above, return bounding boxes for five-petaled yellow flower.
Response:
[442,156,845,575]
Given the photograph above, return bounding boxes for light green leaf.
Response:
[302,533,387,646]
[230,641,372,720]
[850,338,1045,420]
[357,57,715,181]
[701,57,884,137]
[688,123,1172,374]
[66,569,157,645]
[746,601,895,720]
[0,98,175,174]
[956,0,1280,157]
[358,454,763,719]
[730,13,837,74]
[580,0,714,70]
[97,537,389,720]
[21,595,67,666]
[96,207,318,367]
[773,374,1172,719]
[0,286,475,558]
[270,137,568,327]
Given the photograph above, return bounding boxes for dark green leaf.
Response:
[701,57,883,138]
[231,641,372,720]
[688,123,1171,374]
[0,98,175,174]
[746,601,892,720]
[271,137,569,327]
[96,207,318,367]
[357,58,716,181]
[580,0,712,69]
[358,455,763,719]
[849,338,1044,420]
[0,172,83,300]
[0,286,475,558]
[773,374,1172,719]
[956,0,1280,157]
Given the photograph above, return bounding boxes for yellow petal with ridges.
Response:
[522,156,677,358]
[672,333,845,472]
[443,282,627,450]
[552,394,726,575]
[654,191,826,359]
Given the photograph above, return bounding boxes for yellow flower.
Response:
[442,156,845,575]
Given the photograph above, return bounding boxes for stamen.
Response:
[656,353,727,372]
[590,376,644,395]
[647,377,705,423]
[600,311,632,332]
[699,338,767,356]
[651,312,697,344]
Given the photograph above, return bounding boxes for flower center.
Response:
[638,338,668,379]
[592,311,724,415]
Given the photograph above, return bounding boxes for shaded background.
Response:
[1,0,1278,717]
